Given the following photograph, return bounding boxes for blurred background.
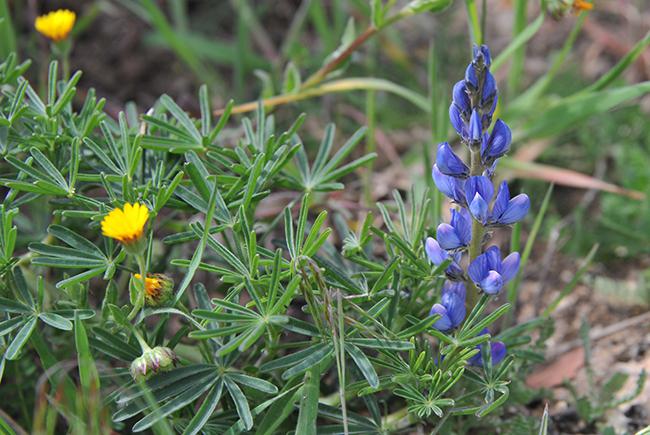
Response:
[2,0,650,432]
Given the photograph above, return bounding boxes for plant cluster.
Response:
[0,38,555,433]
[1,1,649,434]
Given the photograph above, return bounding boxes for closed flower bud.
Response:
[130,346,176,381]
[468,109,482,144]
[133,273,174,307]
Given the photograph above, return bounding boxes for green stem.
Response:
[127,255,147,321]
[132,328,152,354]
[465,0,482,46]
[363,88,376,207]
[466,149,484,311]
[382,406,416,431]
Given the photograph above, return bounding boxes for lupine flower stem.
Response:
[467,149,484,310]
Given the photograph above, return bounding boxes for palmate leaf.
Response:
[285,125,375,192]
[28,224,122,288]
[116,363,277,433]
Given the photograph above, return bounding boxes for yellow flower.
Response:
[101,202,149,245]
[572,0,593,12]
[34,9,76,42]
[134,273,174,306]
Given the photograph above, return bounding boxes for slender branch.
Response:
[302,26,377,89]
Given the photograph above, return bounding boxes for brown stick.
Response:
[301,26,378,89]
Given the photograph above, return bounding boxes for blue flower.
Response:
[492,181,530,225]
[425,237,464,280]
[430,281,466,331]
[465,175,494,224]
[468,246,519,294]
[436,143,469,178]
[449,104,468,140]
[452,80,471,115]
[481,119,511,164]
[468,329,507,367]
[464,177,529,226]
[436,208,472,250]
[432,165,466,205]
[465,62,479,90]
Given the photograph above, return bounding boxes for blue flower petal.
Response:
[490,341,507,365]
[452,80,470,114]
[484,246,502,272]
[468,253,489,284]
[484,119,511,160]
[437,223,462,250]
[492,181,511,221]
[480,270,503,294]
[469,109,482,142]
[430,303,453,331]
[498,194,530,225]
[501,252,520,282]
[436,143,469,178]
[425,237,447,265]
[449,103,467,139]
[469,193,489,224]
[465,63,478,89]
[465,176,494,206]
[441,292,466,328]
[432,165,466,204]
[453,208,473,246]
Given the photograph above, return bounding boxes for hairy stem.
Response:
[467,149,484,311]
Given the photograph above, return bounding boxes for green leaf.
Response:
[346,338,414,351]
[254,384,303,435]
[0,316,25,336]
[38,312,73,331]
[295,366,320,435]
[132,374,218,432]
[224,377,253,431]
[0,297,32,313]
[174,178,220,302]
[75,312,99,391]
[228,373,278,394]
[183,379,224,435]
[345,344,379,388]
[160,94,202,143]
[5,316,36,360]
[282,345,333,380]
[522,82,650,139]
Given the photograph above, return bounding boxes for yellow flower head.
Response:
[572,0,593,12]
[35,9,76,42]
[134,273,174,306]
[101,202,149,245]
